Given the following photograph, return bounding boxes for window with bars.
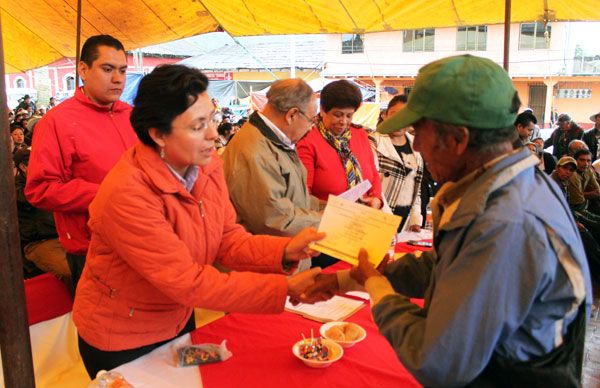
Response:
[65,76,75,91]
[519,22,551,50]
[457,26,487,51]
[403,29,435,52]
[341,34,364,54]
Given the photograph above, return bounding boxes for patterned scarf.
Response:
[317,119,363,189]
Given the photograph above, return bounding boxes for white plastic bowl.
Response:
[320,321,367,348]
[292,337,343,368]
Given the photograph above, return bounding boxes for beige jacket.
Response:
[222,112,322,237]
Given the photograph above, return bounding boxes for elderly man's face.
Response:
[288,95,317,143]
[556,165,576,181]
[412,119,464,184]
[576,153,592,172]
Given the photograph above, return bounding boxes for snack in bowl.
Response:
[292,335,343,368]
[320,322,367,348]
[299,337,330,361]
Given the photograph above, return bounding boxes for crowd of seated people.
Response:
[6,96,67,281]
[516,109,600,286]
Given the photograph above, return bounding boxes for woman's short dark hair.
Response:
[320,80,362,112]
[387,94,408,111]
[131,65,209,148]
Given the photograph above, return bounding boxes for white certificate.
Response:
[311,195,401,266]
[338,179,372,203]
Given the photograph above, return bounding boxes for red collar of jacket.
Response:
[74,87,130,113]
[133,143,221,198]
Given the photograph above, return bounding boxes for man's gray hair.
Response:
[266,79,314,113]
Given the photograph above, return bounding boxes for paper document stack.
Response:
[285,295,365,323]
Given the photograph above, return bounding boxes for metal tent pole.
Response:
[503,0,511,71]
[75,0,82,87]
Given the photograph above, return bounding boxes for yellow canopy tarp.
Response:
[3,0,600,73]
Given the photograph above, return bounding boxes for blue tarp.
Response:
[118,74,271,108]
[208,80,272,107]
[120,73,144,106]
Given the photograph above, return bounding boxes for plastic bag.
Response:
[176,339,232,367]
[88,370,133,388]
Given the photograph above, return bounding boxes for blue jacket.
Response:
[372,149,592,386]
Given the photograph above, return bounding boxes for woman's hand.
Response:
[294,273,339,305]
[360,196,382,209]
[287,267,322,303]
[407,224,421,232]
[350,249,386,285]
[284,227,325,262]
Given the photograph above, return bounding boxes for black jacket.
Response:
[582,128,599,161]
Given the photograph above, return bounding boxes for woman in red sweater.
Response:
[297,80,383,208]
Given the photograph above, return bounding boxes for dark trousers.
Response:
[66,253,86,295]
[311,253,339,269]
[78,312,196,378]
[393,205,411,232]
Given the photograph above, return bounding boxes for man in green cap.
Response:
[306,55,592,386]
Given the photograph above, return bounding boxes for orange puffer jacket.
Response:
[73,143,291,351]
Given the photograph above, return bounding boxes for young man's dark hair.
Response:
[514,110,537,127]
[387,94,409,111]
[80,35,125,67]
[574,148,592,161]
[320,80,362,112]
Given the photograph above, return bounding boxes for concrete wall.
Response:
[324,22,574,77]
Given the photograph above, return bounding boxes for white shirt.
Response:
[258,112,295,150]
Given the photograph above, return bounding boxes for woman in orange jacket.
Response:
[72,65,325,377]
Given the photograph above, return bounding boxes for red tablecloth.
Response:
[395,240,433,254]
[25,273,73,325]
[191,307,420,388]
[192,253,432,388]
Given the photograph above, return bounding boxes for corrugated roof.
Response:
[139,32,233,57]
[178,37,325,70]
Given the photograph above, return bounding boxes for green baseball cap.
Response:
[378,55,519,134]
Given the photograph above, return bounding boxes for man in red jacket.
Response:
[25,35,138,293]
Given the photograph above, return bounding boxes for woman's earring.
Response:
[159,147,165,159]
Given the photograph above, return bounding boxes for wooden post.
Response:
[75,0,82,87]
[0,14,36,388]
[503,0,511,71]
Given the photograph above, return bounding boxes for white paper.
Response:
[338,179,372,203]
[344,291,370,301]
[395,229,433,243]
[285,295,364,322]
